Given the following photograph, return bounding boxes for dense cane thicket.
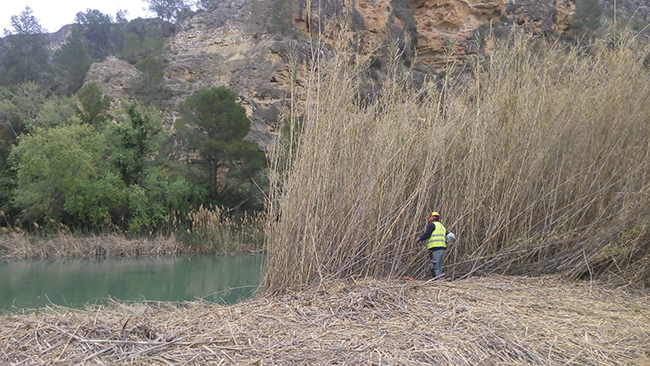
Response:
[263,31,650,292]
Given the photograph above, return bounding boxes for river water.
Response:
[0,254,265,311]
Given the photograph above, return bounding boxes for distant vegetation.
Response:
[0,6,266,247]
[4,82,265,235]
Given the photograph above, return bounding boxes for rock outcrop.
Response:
[506,0,575,34]
[84,0,577,149]
[85,56,139,101]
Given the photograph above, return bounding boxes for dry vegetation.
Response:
[1,276,649,365]
[3,29,650,365]
[183,205,265,254]
[0,206,264,259]
[264,30,650,292]
[0,232,189,259]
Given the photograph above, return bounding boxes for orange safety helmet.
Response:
[429,212,441,221]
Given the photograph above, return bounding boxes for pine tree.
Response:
[0,7,51,87]
[53,27,92,94]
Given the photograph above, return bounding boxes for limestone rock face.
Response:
[506,0,576,34]
[413,0,508,63]
[83,0,576,149]
[84,56,139,101]
[289,0,575,69]
[160,4,311,149]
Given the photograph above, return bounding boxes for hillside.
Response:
[84,0,579,149]
[2,1,648,149]
[3,0,647,149]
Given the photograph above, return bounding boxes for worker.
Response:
[417,212,454,279]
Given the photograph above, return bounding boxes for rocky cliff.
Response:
[85,0,576,149]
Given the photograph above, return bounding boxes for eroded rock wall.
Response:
[84,0,576,149]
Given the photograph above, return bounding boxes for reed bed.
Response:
[0,232,189,259]
[1,276,648,365]
[182,205,265,254]
[264,30,650,292]
[0,206,265,259]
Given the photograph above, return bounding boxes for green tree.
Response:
[0,7,51,87]
[0,83,77,132]
[145,0,189,23]
[106,101,191,231]
[75,9,118,60]
[76,82,111,128]
[31,95,78,130]
[573,0,603,32]
[175,86,265,202]
[268,0,295,34]
[0,84,78,223]
[0,82,47,135]
[53,27,92,94]
[121,32,143,63]
[10,124,124,227]
[107,101,165,186]
[130,55,172,107]
[0,141,15,223]
[121,28,166,64]
[6,5,46,34]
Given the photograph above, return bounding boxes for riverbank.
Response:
[0,232,190,259]
[2,276,649,365]
[0,231,263,259]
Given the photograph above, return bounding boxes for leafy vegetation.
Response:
[572,0,604,33]
[0,7,51,88]
[175,86,266,210]
[52,27,92,95]
[76,82,112,128]
[129,55,173,107]
[10,123,122,228]
[1,81,262,235]
[145,0,191,23]
[121,27,166,64]
[0,6,265,242]
[74,9,123,61]
[1,6,174,92]
[105,101,192,232]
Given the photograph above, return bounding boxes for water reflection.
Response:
[0,254,264,311]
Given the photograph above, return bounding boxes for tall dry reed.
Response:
[183,205,265,254]
[263,30,650,292]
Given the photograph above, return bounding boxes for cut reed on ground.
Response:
[2,276,649,365]
[264,31,650,292]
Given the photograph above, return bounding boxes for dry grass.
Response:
[183,205,265,254]
[264,30,650,292]
[0,232,189,259]
[0,206,265,259]
[1,276,649,365]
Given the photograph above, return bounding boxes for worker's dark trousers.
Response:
[428,248,446,279]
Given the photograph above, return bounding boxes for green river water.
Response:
[0,254,264,311]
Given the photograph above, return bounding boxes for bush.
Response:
[10,124,123,228]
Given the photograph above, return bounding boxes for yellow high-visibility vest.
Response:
[427,223,447,249]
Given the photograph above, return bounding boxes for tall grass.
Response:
[181,205,265,254]
[263,30,650,292]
